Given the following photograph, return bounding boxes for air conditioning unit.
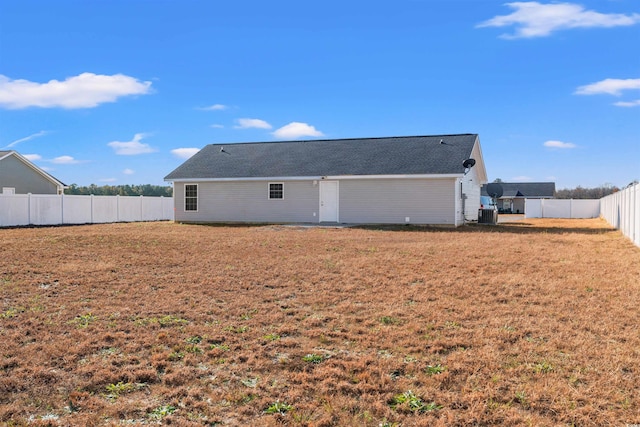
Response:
[478,209,498,225]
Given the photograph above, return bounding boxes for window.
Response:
[269,183,283,200]
[185,184,198,211]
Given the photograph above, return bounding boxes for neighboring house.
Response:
[481,182,555,214]
[165,134,488,226]
[0,151,67,195]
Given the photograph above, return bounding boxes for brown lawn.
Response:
[0,219,639,426]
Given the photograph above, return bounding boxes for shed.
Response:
[0,151,66,195]
[481,182,555,214]
[164,134,488,226]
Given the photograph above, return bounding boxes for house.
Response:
[481,182,555,214]
[0,151,66,195]
[164,134,488,226]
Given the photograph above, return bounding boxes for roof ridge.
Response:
[205,134,478,147]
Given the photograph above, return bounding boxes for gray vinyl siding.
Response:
[0,156,59,194]
[174,180,318,223]
[339,178,456,225]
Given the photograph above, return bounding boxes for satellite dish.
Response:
[462,158,476,169]
[486,183,503,199]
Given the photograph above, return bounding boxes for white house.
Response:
[164,134,488,226]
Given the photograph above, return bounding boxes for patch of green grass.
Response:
[71,313,97,328]
[185,335,202,344]
[424,364,446,375]
[264,401,293,414]
[168,351,185,361]
[263,333,280,341]
[133,314,188,327]
[209,343,230,351]
[105,381,145,400]
[0,307,25,319]
[380,316,399,325]
[389,390,441,413]
[149,405,177,420]
[533,361,554,374]
[302,353,324,364]
[226,325,248,333]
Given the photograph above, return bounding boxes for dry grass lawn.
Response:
[1,219,639,426]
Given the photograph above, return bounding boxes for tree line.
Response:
[64,184,173,197]
[554,184,621,199]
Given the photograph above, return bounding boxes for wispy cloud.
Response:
[5,130,49,148]
[234,118,272,129]
[0,73,152,109]
[210,124,224,129]
[107,133,156,155]
[477,2,640,39]
[100,178,117,183]
[575,78,640,107]
[575,78,640,96]
[544,140,577,149]
[51,155,80,164]
[23,154,42,162]
[272,122,324,140]
[199,104,228,111]
[614,99,640,107]
[123,168,135,175]
[512,175,533,182]
[171,148,200,159]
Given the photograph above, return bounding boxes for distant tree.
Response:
[493,178,503,183]
[65,184,173,197]
[555,184,619,199]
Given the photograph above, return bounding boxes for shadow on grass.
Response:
[351,222,616,236]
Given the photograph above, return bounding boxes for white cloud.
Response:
[6,130,49,148]
[100,178,117,183]
[108,133,156,155]
[23,154,42,162]
[512,175,533,181]
[210,124,224,129]
[477,2,640,39]
[575,78,640,96]
[123,168,135,175]
[272,122,324,140]
[0,73,152,109]
[544,140,577,149]
[171,148,200,159]
[200,104,228,111]
[234,118,272,129]
[614,99,640,107]
[51,155,80,164]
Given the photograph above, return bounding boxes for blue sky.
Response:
[1,0,639,189]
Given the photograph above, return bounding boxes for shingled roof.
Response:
[165,134,480,180]
[481,182,555,198]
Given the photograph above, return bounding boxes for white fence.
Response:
[524,199,601,219]
[0,194,174,227]
[600,183,640,248]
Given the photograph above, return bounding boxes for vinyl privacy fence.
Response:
[600,183,640,248]
[524,199,601,219]
[0,194,173,227]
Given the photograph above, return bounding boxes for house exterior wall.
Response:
[173,177,459,226]
[0,156,60,194]
[338,178,456,225]
[174,180,318,223]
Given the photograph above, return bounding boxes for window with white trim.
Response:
[185,184,198,211]
[269,183,283,200]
